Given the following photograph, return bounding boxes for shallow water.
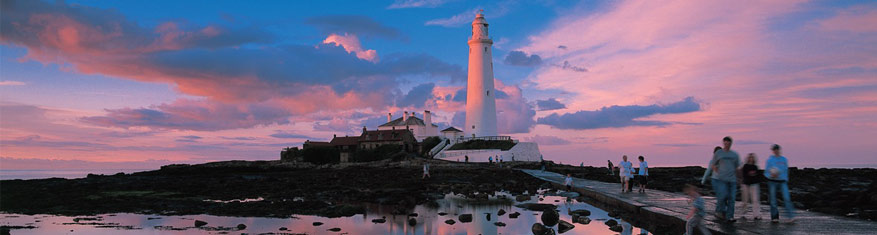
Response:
[0,192,649,234]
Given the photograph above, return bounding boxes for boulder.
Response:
[371,218,386,223]
[509,212,521,219]
[408,213,418,217]
[571,215,591,224]
[328,227,341,232]
[194,220,207,227]
[408,218,417,226]
[569,209,591,216]
[438,212,448,216]
[604,219,618,227]
[485,213,491,221]
[459,214,473,223]
[445,219,456,225]
[313,222,324,226]
[497,209,506,216]
[531,223,556,235]
[558,220,575,233]
[608,211,619,218]
[236,224,247,230]
[516,195,531,202]
[515,203,557,211]
[279,227,287,231]
[609,224,623,232]
[494,222,506,227]
[541,208,560,226]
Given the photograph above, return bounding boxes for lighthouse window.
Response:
[484,47,488,52]
[486,90,490,96]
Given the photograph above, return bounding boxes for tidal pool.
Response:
[1,192,649,234]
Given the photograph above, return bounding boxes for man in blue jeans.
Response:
[707,136,740,223]
[765,144,796,223]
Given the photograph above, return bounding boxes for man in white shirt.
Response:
[564,174,573,191]
[637,156,649,193]
[618,155,633,193]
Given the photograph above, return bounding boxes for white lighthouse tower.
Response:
[465,11,498,137]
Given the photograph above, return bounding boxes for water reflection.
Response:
[1,192,649,234]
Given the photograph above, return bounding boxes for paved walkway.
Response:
[521,169,877,235]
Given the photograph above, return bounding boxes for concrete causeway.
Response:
[520,169,877,235]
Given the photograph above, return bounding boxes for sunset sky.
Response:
[1,0,875,169]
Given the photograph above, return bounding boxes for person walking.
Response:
[619,155,633,193]
[540,159,546,172]
[708,136,741,223]
[765,144,796,223]
[701,146,724,184]
[684,184,712,235]
[608,160,615,175]
[564,173,573,191]
[740,153,762,220]
[465,155,469,163]
[489,156,493,164]
[637,156,649,193]
[422,162,431,179]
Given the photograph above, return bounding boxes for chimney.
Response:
[424,110,432,127]
[387,113,392,122]
[403,111,409,122]
[362,126,367,133]
[333,134,336,138]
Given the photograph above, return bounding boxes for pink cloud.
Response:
[322,33,379,62]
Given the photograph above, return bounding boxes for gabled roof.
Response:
[379,116,438,127]
[441,127,463,132]
[329,136,359,146]
[360,129,415,142]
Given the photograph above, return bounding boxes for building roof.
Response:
[379,116,439,127]
[441,127,463,133]
[303,140,332,147]
[360,129,415,142]
[329,136,359,146]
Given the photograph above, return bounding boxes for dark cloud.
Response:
[558,45,568,49]
[269,131,312,139]
[525,135,570,145]
[537,97,701,130]
[220,136,257,141]
[799,84,877,98]
[555,61,587,72]
[396,83,435,108]
[81,100,291,131]
[536,98,566,111]
[504,50,543,66]
[305,15,405,40]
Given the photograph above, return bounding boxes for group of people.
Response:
[607,155,649,193]
[686,136,796,235]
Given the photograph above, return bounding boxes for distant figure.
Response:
[701,146,723,184]
[564,174,573,191]
[607,160,615,175]
[580,162,584,167]
[489,156,493,164]
[499,155,503,167]
[619,155,633,193]
[637,156,649,193]
[708,136,740,223]
[465,155,469,163]
[765,144,795,223]
[540,160,546,172]
[740,153,762,220]
[684,184,712,235]
[422,162,430,179]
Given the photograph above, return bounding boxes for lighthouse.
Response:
[465,11,498,137]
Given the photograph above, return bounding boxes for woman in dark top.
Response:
[740,153,762,220]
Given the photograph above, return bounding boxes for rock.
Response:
[569,209,591,216]
[408,218,417,226]
[459,214,473,223]
[516,195,531,202]
[509,212,521,218]
[371,218,386,223]
[515,203,557,211]
[313,222,324,226]
[328,227,341,232]
[608,211,619,218]
[194,220,207,227]
[541,208,560,226]
[494,222,506,227]
[558,220,575,233]
[531,223,555,235]
[445,219,456,225]
[604,219,618,227]
[408,213,418,217]
[438,212,448,216]
[236,224,246,230]
[485,213,491,221]
[571,215,591,224]
[279,227,288,231]
[498,209,506,216]
[609,224,623,232]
